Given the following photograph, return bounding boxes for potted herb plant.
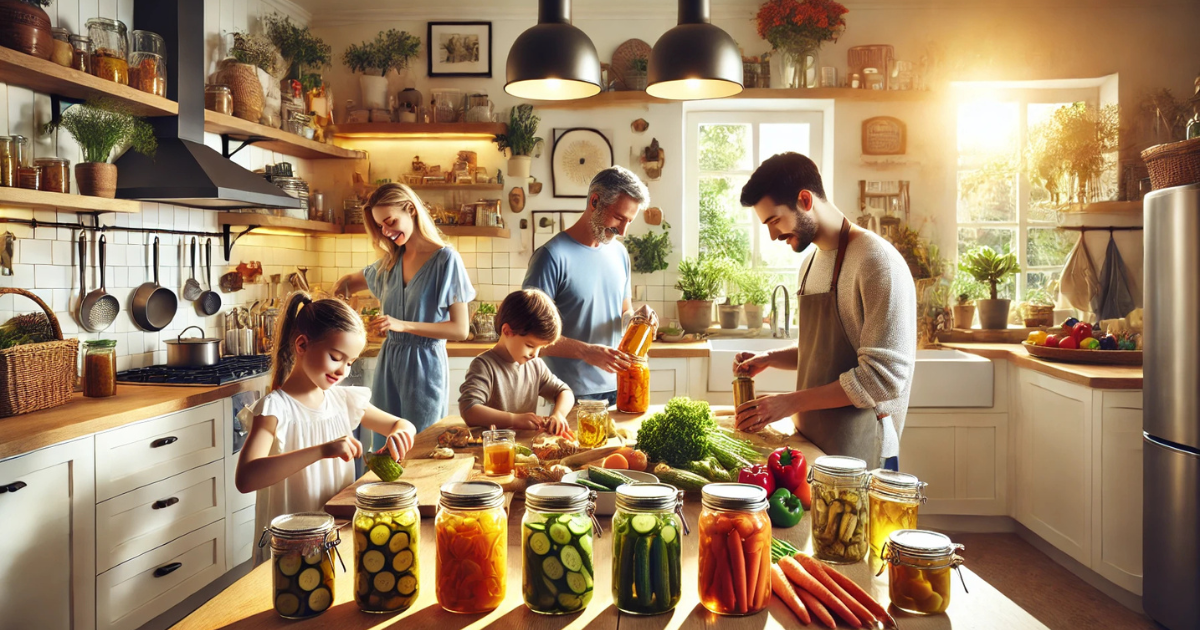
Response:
[628,56,649,91]
[264,13,331,91]
[625,222,672,274]
[342,29,421,111]
[737,269,773,331]
[493,105,543,179]
[215,32,275,122]
[958,246,1019,330]
[718,295,743,330]
[949,275,986,330]
[472,302,498,342]
[0,0,54,60]
[675,257,732,333]
[44,99,156,198]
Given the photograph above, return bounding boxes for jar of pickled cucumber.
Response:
[612,483,688,615]
[883,529,965,615]
[809,456,870,564]
[353,482,419,614]
[576,399,610,449]
[616,357,650,413]
[698,483,772,615]
[260,512,342,620]
[868,469,926,566]
[618,314,657,357]
[436,480,507,613]
[522,483,601,615]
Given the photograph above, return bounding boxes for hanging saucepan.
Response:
[165,325,223,367]
[131,236,179,331]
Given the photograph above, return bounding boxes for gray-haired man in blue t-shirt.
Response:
[522,166,658,405]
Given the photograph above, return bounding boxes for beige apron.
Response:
[794,218,882,464]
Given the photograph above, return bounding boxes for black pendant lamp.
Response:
[646,0,744,100]
[505,0,602,101]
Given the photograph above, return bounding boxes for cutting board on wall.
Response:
[324,455,475,519]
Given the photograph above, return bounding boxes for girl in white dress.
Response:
[236,292,417,556]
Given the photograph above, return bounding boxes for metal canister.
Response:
[733,375,756,407]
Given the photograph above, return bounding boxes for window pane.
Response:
[1026,228,1074,267]
[1027,102,1075,215]
[699,175,752,265]
[958,227,1016,299]
[957,170,1017,222]
[699,124,751,172]
[758,223,806,270]
[759,123,811,164]
[1026,270,1062,300]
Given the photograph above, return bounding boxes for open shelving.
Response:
[330,123,507,140]
[534,87,936,109]
[0,47,178,116]
[0,187,143,214]
[407,183,503,191]
[204,111,365,160]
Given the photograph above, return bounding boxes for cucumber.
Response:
[372,570,395,593]
[582,567,594,589]
[388,531,410,553]
[616,532,636,609]
[303,550,323,565]
[566,571,588,594]
[558,593,583,610]
[543,575,559,596]
[654,466,709,492]
[391,549,413,573]
[561,545,583,572]
[578,539,594,574]
[397,574,417,596]
[660,524,677,543]
[362,550,385,573]
[634,535,653,607]
[631,513,657,535]
[567,516,591,536]
[298,568,321,591]
[549,522,572,545]
[278,554,302,576]
[369,524,391,546]
[526,522,546,532]
[543,555,565,580]
[573,478,610,492]
[529,531,551,555]
[667,538,681,596]
[652,537,671,611]
[275,593,300,616]
[308,586,331,613]
[588,467,638,490]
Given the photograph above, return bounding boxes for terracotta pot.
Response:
[507,156,532,179]
[676,300,713,334]
[976,299,1011,330]
[0,0,54,60]
[718,304,742,329]
[75,162,117,198]
[952,304,976,329]
[212,59,264,123]
[744,304,764,330]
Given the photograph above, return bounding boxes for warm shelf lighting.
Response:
[505,0,602,101]
[646,0,744,101]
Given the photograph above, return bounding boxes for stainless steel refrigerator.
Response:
[1144,182,1200,630]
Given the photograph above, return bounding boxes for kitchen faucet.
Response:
[770,284,791,339]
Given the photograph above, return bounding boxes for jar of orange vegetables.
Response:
[867,469,926,566]
[618,314,656,357]
[698,483,772,615]
[883,529,965,615]
[436,480,507,613]
[616,357,650,413]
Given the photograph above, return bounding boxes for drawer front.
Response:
[96,460,226,572]
[96,402,224,501]
[97,520,226,630]
[226,505,257,569]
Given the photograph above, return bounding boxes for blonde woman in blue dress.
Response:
[334,183,475,434]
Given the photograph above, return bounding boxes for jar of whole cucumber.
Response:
[522,483,602,614]
[808,456,870,563]
[353,482,420,614]
[260,512,341,620]
[612,483,688,615]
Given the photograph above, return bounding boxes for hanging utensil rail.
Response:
[0,217,237,261]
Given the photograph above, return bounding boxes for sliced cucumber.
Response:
[631,513,657,535]
[566,571,588,594]
[580,590,594,608]
[278,553,302,576]
[582,566,593,589]
[560,545,583,572]
[529,531,551,555]
[558,593,583,610]
[526,522,546,532]
[373,570,396,593]
[542,575,559,596]
[567,516,591,536]
[660,524,677,543]
[578,534,593,556]
[396,511,417,527]
[391,549,414,573]
[362,550,385,573]
[304,549,323,565]
[297,567,322,592]
[369,524,392,546]
[275,592,300,616]
[397,574,417,596]
[542,555,565,580]
[549,522,572,545]
[388,531,410,553]
[308,587,332,613]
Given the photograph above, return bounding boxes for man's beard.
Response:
[590,209,617,244]
[783,207,819,252]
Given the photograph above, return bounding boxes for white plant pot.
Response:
[507,155,532,179]
[359,74,389,110]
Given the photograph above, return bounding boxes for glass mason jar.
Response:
[205,84,233,115]
[16,166,39,190]
[809,455,870,564]
[522,483,601,615]
[129,30,166,97]
[36,157,70,193]
[618,314,656,357]
[883,529,965,615]
[83,339,117,398]
[616,357,650,414]
[11,135,30,168]
[353,482,419,614]
[49,27,74,67]
[0,137,14,187]
[868,469,926,566]
[87,18,129,85]
[259,512,341,620]
[698,483,772,615]
[576,400,610,448]
[732,375,756,408]
[612,483,688,615]
[70,34,91,73]
[482,428,515,477]
[436,481,507,613]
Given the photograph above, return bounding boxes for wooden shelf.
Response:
[339,224,510,239]
[533,87,935,109]
[218,213,341,234]
[331,123,507,139]
[204,111,365,160]
[408,183,503,191]
[0,46,179,117]
[0,187,142,214]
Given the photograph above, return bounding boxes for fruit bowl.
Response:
[1021,341,1142,366]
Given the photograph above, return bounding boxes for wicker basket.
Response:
[0,288,78,418]
[1141,137,1200,190]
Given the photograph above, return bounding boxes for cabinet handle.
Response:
[0,481,27,493]
[153,562,182,578]
[150,436,178,448]
[152,497,179,510]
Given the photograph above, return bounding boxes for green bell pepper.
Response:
[768,488,804,528]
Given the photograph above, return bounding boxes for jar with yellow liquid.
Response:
[576,400,610,449]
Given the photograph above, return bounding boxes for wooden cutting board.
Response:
[323,455,475,519]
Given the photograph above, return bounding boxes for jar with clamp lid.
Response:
[353,482,420,614]
[698,483,771,615]
[86,17,128,84]
[882,529,966,615]
[259,512,342,619]
[809,455,869,563]
[612,483,688,615]
[868,469,926,566]
[522,483,602,615]
[436,480,507,613]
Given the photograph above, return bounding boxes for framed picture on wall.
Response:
[552,128,614,198]
[428,22,492,77]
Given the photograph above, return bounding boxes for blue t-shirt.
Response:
[523,232,631,396]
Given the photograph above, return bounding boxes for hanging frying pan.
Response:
[131,236,178,331]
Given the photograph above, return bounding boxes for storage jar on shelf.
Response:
[129,30,166,97]
[698,483,771,615]
[353,482,419,614]
[809,455,870,564]
[611,483,687,615]
[49,27,74,67]
[867,469,926,566]
[0,137,14,187]
[435,481,507,613]
[259,512,341,620]
[522,483,601,615]
[87,18,129,85]
[36,157,70,194]
[69,34,91,72]
[883,529,966,615]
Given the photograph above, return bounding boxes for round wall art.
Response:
[551,128,614,198]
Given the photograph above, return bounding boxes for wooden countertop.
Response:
[362,340,713,359]
[943,342,1143,390]
[0,376,269,460]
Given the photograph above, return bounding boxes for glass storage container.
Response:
[482,428,515,477]
[83,339,117,398]
[273,177,309,220]
[868,469,926,566]
[259,512,341,620]
[36,157,69,193]
[353,482,420,614]
[70,34,91,72]
[87,18,129,85]
[576,399,609,448]
[809,455,870,563]
[129,30,166,97]
[732,375,756,408]
[16,166,39,190]
[50,27,73,67]
[522,483,601,615]
[0,137,15,186]
[205,84,232,115]
[436,481,507,613]
[612,483,687,615]
[883,529,965,615]
[12,135,30,168]
[698,483,772,615]
[618,314,656,357]
[616,357,649,414]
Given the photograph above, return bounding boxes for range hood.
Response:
[115,0,300,210]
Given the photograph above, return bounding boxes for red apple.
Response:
[1044,334,1061,348]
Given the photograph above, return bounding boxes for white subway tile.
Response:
[477,268,492,284]
[460,252,476,268]
[19,239,52,264]
[493,268,509,285]
[492,252,510,268]
[648,286,664,301]
[335,237,352,253]
[352,252,369,267]
[457,237,476,253]
[116,355,132,372]
[34,264,71,289]
[336,252,352,267]
[476,238,493,253]
[476,253,492,268]
[51,240,74,265]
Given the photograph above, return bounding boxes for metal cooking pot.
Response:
[165,325,223,367]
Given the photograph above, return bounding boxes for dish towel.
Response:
[1092,232,1137,320]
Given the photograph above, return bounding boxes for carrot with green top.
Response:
[771,563,811,625]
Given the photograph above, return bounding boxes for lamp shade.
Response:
[505,0,602,101]
[646,0,744,100]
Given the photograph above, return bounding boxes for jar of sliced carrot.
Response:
[698,483,772,615]
[435,481,507,613]
[883,529,965,615]
[616,357,650,413]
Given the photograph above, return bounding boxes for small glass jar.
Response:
[353,482,419,614]
[50,27,74,67]
[205,84,233,115]
[259,512,341,620]
[482,428,515,477]
[11,135,30,168]
[732,375,756,408]
[809,455,870,564]
[617,357,650,414]
[883,529,965,615]
[87,17,129,85]
[36,157,70,193]
[522,483,601,615]
[0,137,14,186]
[863,67,884,90]
[129,30,166,97]
[868,469,926,566]
[70,34,91,73]
[83,339,117,398]
[435,481,507,613]
[612,483,687,615]
[16,166,39,190]
[618,314,656,357]
[698,483,772,615]
[576,400,610,448]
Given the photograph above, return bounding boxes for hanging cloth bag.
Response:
[1059,232,1100,315]
[1092,231,1137,321]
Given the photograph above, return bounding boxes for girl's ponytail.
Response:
[271,291,313,391]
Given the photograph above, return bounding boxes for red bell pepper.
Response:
[737,464,775,496]
[769,447,811,509]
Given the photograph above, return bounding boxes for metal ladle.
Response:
[182,237,202,301]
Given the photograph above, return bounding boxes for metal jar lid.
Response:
[527,482,595,513]
[356,481,417,511]
[267,512,334,542]
[577,399,608,411]
[701,482,768,512]
[869,469,927,503]
[440,480,505,511]
[616,482,682,512]
[884,529,965,570]
[810,455,869,486]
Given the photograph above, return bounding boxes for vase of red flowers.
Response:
[756,0,848,89]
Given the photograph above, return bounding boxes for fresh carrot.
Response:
[771,563,811,625]
[794,554,875,625]
[796,581,836,629]
[754,547,773,607]
[780,557,862,629]
[728,530,749,614]
[820,560,895,627]
[745,547,762,609]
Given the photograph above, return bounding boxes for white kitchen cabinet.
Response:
[0,437,96,630]
[95,400,224,502]
[448,356,473,417]
[900,412,1008,515]
[1092,390,1143,595]
[226,505,258,569]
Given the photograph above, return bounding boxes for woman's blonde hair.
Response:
[363,183,447,272]
[270,291,365,390]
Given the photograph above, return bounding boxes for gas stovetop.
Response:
[116,355,271,386]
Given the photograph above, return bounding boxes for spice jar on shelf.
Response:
[87,17,129,85]
[258,512,341,620]
[70,34,91,73]
[0,137,14,187]
[16,166,40,190]
[809,455,870,563]
[868,469,926,567]
[129,30,166,97]
[353,482,420,614]
[698,483,771,616]
[883,529,966,615]
[205,84,233,115]
[83,339,117,398]
[50,27,74,67]
[36,157,70,194]
[436,481,507,613]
